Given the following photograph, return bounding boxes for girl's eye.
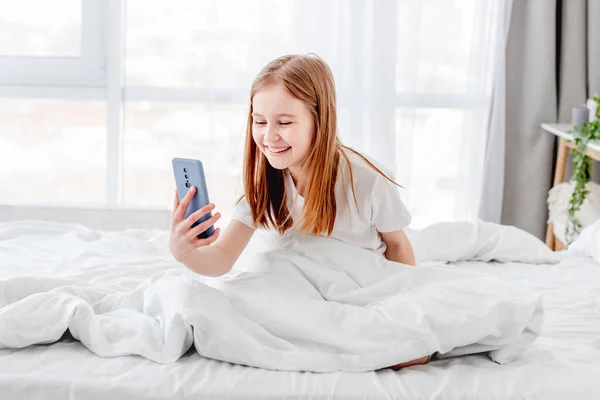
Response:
[279,122,292,126]
[254,121,267,125]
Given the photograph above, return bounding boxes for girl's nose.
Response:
[264,125,281,142]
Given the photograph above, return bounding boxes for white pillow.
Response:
[406,220,559,265]
[567,218,600,263]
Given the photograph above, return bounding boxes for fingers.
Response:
[184,203,216,230]
[173,186,196,223]
[170,191,179,230]
[192,227,220,247]
[186,212,221,240]
[172,190,179,217]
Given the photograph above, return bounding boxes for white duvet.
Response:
[0,220,556,372]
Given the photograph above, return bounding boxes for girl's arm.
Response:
[178,220,255,277]
[380,230,416,266]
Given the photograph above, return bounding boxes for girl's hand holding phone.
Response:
[169,186,221,262]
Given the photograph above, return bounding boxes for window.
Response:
[0,99,107,204]
[0,0,509,229]
[0,0,104,86]
[0,0,81,57]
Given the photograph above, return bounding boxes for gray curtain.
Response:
[492,0,600,239]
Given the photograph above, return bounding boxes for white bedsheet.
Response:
[1,221,599,399]
[1,258,599,399]
[0,221,551,372]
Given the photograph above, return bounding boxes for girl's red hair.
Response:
[241,54,399,236]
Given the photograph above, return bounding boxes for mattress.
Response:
[1,221,600,399]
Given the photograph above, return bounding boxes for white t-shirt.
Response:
[232,152,412,255]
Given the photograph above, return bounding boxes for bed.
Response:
[1,220,600,400]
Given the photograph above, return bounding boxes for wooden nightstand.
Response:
[542,123,600,250]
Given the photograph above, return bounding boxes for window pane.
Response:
[0,100,107,204]
[123,102,247,223]
[125,0,295,88]
[395,107,484,228]
[396,0,481,94]
[0,0,82,57]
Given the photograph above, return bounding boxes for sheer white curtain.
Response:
[0,0,511,230]
[122,0,512,229]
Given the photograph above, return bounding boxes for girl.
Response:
[169,54,427,368]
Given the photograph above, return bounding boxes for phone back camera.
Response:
[185,182,191,188]
[184,174,189,179]
[183,168,187,173]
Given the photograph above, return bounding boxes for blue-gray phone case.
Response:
[172,157,215,239]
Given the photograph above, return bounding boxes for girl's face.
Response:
[251,84,315,173]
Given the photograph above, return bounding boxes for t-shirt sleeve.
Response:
[231,196,256,229]
[369,174,412,232]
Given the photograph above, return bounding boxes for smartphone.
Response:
[172,157,215,239]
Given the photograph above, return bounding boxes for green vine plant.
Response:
[565,95,600,245]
